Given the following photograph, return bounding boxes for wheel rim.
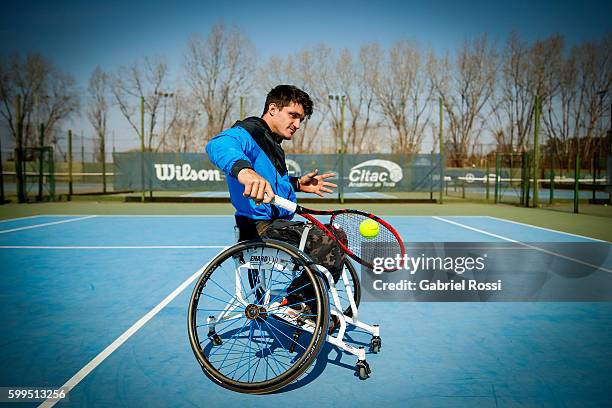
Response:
[188,240,328,392]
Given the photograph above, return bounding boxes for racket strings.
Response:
[330,213,402,262]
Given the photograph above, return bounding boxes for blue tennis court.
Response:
[1,215,611,407]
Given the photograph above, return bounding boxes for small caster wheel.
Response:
[369,336,382,353]
[208,329,223,346]
[355,359,371,380]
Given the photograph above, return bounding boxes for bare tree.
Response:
[541,38,576,170]
[431,36,498,166]
[184,23,255,141]
[369,40,433,155]
[161,91,203,152]
[336,46,378,153]
[292,45,336,153]
[541,34,612,171]
[490,32,537,152]
[259,45,333,153]
[0,52,79,153]
[574,34,612,158]
[110,56,171,151]
[86,66,109,162]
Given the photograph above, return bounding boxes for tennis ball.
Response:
[359,219,379,239]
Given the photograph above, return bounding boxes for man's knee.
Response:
[305,230,345,281]
[259,220,305,248]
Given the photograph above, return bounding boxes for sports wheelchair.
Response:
[188,237,381,394]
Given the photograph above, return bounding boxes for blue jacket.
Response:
[205,117,298,220]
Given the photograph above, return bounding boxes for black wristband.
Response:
[289,176,301,192]
[231,160,253,178]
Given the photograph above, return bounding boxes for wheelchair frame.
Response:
[188,238,381,393]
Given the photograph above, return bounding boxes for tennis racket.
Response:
[271,196,405,271]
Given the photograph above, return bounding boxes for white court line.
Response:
[485,216,607,243]
[432,216,612,274]
[0,215,44,223]
[0,215,97,234]
[15,214,234,218]
[0,245,228,249]
[39,262,209,408]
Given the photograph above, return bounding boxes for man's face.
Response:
[267,102,305,140]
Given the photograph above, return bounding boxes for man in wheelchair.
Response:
[206,85,343,328]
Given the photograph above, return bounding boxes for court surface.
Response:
[1,215,611,407]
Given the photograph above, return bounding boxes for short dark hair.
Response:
[263,85,313,118]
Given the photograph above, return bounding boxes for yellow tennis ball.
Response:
[359,219,379,239]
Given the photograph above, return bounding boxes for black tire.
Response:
[188,239,329,394]
[337,259,361,317]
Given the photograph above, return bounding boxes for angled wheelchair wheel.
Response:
[188,239,330,394]
[336,259,361,317]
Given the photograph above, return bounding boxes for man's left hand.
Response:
[299,169,337,197]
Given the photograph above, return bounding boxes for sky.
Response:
[1,0,611,153]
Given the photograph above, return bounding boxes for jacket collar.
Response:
[233,116,288,176]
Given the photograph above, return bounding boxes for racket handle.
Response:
[270,195,297,213]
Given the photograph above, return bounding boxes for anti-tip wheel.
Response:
[355,360,371,380]
[369,336,382,354]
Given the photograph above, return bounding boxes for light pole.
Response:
[155,91,174,151]
[329,94,346,203]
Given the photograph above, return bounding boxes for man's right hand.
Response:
[237,168,275,204]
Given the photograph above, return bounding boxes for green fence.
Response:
[2,146,609,210]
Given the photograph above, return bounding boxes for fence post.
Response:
[439,96,444,204]
[38,123,44,201]
[68,129,73,199]
[140,96,145,203]
[15,95,26,203]
[102,131,107,194]
[523,152,531,208]
[549,150,554,205]
[533,95,541,207]
[485,155,490,201]
[592,152,597,202]
[494,152,500,204]
[574,154,580,214]
[0,119,4,204]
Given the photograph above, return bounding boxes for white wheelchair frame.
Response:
[202,232,380,383]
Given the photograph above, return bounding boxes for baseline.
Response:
[432,216,612,274]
